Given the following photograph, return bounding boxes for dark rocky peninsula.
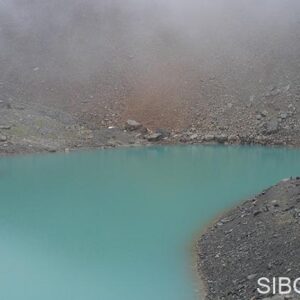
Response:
[197,178,300,300]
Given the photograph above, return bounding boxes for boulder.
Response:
[125,119,142,131]
[146,132,163,142]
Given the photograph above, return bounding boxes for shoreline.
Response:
[1,127,299,157]
[2,132,300,300]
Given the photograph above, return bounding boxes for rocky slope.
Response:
[0,0,300,154]
[196,178,300,300]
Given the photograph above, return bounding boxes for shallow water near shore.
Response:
[0,145,299,300]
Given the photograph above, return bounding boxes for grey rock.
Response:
[203,134,215,142]
[146,132,163,142]
[262,296,294,300]
[0,135,7,142]
[215,134,227,143]
[125,119,142,131]
[268,85,276,92]
[228,135,239,143]
[156,128,170,138]
[283,84,290,92]
[263,120,279,135]
[190,133,199,140]
[0,125,11,130]
[279,112,288,120]
[270,89,281,96]
[246,273,257,280]
[239,135,253,144]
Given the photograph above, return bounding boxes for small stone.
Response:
[190,134,199,140]
[279,112,288,120]
[263,120,279,135]
[156,128,170,138]
[203,134,215,142]
[215,134,227,143]
[228,135,239,143]
[253,210,262,216]
[0,135,7,142]
[247,274,257,280]
[146,132,163,142]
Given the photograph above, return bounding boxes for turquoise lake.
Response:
[0,145,299,300]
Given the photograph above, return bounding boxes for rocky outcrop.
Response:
[196,178,300,300]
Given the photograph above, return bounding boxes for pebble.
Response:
[0,135,7,142]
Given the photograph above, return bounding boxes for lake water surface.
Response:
[0,145,299,300]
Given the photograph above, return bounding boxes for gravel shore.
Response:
[0,101,299,156]
[196,178,300,300]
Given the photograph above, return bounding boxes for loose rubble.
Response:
[196,178,300,300]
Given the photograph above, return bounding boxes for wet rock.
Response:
[125,119,142,131]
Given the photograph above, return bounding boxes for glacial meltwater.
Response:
[0,145,299,300]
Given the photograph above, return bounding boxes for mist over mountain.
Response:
[0,0,300,129]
